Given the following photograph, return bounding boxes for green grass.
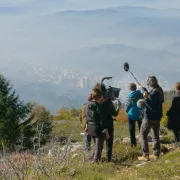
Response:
[53,120,130,142]
[72,143,141,180]
[53,120,83,142]
[51,120,177,180]
[113,150,180,180]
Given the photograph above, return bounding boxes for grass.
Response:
[52,119,179,180]
[72,143,142,180]
[52,120,142,179]
[53,120,130,142]
[2,120,178,180]
[112,150,180,180]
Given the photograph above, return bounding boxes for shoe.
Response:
[138,156,150,161]
[149,155,159,160]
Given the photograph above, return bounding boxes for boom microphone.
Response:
[123,62,141,86]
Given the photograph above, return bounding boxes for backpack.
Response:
[85,101,100,124]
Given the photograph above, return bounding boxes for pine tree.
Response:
[0,74,32,149]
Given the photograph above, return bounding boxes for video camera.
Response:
[101,77,121,101]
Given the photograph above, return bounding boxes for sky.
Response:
[1,0,180,12]
[1,0,180,68]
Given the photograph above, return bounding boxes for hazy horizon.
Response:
[0,0,180,112]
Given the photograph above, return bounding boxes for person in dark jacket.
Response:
[92,83,121,162]
[85,89,109,163]
[101,99,120,162]
[167,82,180,147]
[138,76,163,161]
[126,83,143,147]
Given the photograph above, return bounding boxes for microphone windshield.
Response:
[123,62,129,72]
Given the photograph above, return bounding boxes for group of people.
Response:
[80,76,180,163]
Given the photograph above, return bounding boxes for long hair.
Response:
[92,89,102,101]
[175,82,180,91]
[147,76,158,88]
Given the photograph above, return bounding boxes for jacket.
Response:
[167,91,180,130]
[101,100,119,133]
[144,88,163,121]
[126,90,143,120]
[85,101,108,137]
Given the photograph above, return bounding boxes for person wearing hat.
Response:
[138,76,163,161]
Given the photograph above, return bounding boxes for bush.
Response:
[55,107,79,120]
[31,104,53,145]
[161,103,171,128]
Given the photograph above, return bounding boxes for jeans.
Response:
[106,131,114,162]
[128,119,142,146]
[140,120,160,157]
[84,134,92,151]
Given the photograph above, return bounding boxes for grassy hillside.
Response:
[113,150,180,180]
[53,120,130,142]
[0,119,178,180]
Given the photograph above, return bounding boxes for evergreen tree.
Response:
[0,74,32,149]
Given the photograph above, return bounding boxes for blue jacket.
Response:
[126,90,143,120]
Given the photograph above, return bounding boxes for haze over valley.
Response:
[0,0,180,113]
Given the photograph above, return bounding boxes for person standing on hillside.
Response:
[167,82,180,148]
[138,76,163,161]
[126,83,144,147]
[85,89,109,163]
[92,83,121,163]
[79,94,93,151]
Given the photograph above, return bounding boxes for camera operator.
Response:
[93,83,121,163]
[85,89,110,163]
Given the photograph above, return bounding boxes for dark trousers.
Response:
[106,131,114,162]
[91,135,105,162]
[140,120,160,157]
[84,134,92,151]
[173,129,180,143]
[128,119,142,146]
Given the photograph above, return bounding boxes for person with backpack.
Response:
[85,89,109,163]
[92,83,121,163]
[138,76,164,161]
[79,94,93,151]
[167,82,180,148]
[126,83,144,147]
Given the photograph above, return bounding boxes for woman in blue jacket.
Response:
[126,83,143,147]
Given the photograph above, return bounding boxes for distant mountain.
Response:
[62,44,180,79]
[1,4,180,113]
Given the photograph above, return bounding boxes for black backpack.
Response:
[85,101,100,124]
